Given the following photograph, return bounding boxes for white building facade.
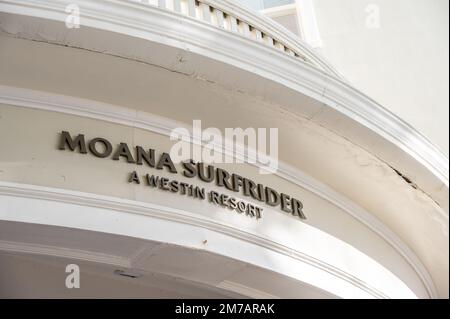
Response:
[0,0,448,298]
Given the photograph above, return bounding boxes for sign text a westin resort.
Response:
[58,131,306,220]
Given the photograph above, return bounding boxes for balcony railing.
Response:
[128,0,341,77]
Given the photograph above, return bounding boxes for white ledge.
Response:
[0,85,438,298]
[0,180,420,298]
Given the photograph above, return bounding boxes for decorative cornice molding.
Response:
[0,85,436,298]
[0,240,267,298]
[0,240,131,268]
[321,78,449,188]
[200,0,332,72]
[0,180,390,299]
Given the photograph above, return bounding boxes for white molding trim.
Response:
[0,181,394,299]
[0,0,340,77]
[0,85,437,298]
[0,240,131,268]
[201,0,337,74]
[0,239,270,298]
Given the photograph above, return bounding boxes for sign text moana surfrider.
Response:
[58,131,306,220]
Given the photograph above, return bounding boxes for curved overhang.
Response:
[0,0,448,298]
[0,0,447,204]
